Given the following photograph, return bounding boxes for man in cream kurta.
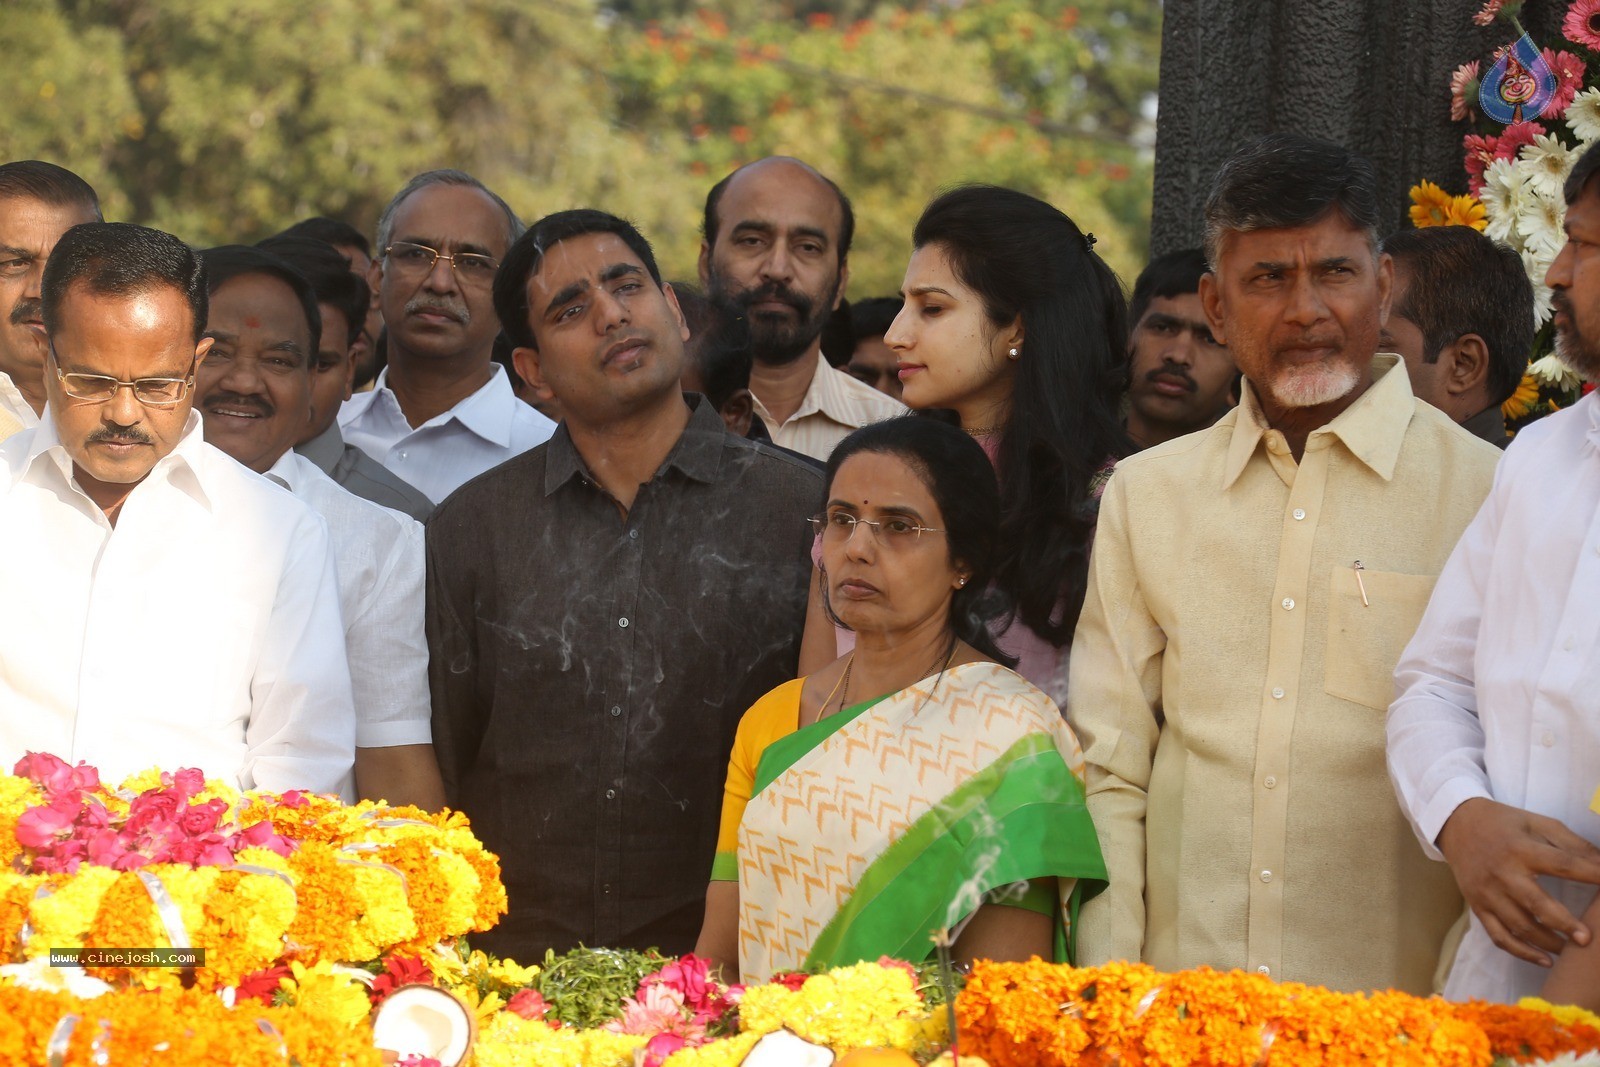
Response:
[1070,133,1503,995]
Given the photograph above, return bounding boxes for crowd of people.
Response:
[0,128,1596,1011]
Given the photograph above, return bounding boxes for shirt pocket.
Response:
[1323,567,1437,712]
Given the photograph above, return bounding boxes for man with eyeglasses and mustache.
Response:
[699,157,903,463]
[339,170,554,503]
[1123,248,1238,451]
[0,223,355,792]
[0,161,102,438]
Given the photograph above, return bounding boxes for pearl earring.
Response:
[1007,347,1019,360]
[957,577,967,587]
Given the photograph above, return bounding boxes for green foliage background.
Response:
[1,0,1159,295]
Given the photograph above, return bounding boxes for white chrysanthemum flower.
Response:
[0,958,112,998]
[1531,352,1582,389]
[1520,133,1580,200]
[1520,247,1556,327]
[1567,88,1600,144]
[1481,159,1534,245]
[1516,190,1568,259]
[1528,1050,1600,1066]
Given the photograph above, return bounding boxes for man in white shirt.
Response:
[0,161,102,432]
[699,157,902,462]
[195,244,443,810]
[1390,142,1600,1002]
[259,234,433,521]
[0,222,353,791]
[339,170,555,503]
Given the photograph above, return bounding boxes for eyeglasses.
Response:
[383,241,499,285]
[51,353,197,407]
[809,511,944,546]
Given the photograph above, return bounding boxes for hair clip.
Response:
[1083,232,1098,252]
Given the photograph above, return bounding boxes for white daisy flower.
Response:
[1521,248,1556,327]
[1481,158,1534,245]
[1567,88,1600,144]
[1531,352,1582,389]
[1520,133,1580,200]
[1516,189,1568,259]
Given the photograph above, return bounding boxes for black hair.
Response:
[820,299,854,367]
[375,169,524,255]
[1380,226,1533,407]
[199,245,322,356]
[1203,133,1380,267]
[42,222,207,343]
[848,296,904,342]
[701,157,854,266]
[1128,247,1209,326]
[823,415,1012,664]
[493,209,663,350]
[0,160,102,220]
[674,283,752,410]
[911,184,1130,647]
[277,216,371,260]
[257,235,368,349]
[1567,140,1600,204]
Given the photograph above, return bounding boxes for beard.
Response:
[1263,360,1362,409]
[1553,292,1600,383]
[706,269,839,368]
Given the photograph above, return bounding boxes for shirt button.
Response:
[1564,637,1576,652]
[602,883,612,895]
[605,788,617,800]
[1543,731,1556,748]
[1264,776,1278,789]
[610,705,622,717]
[396,450,407,461]
[1271,687,1285,699]
[1292,508,1306,520]
[618,617,630,628]
[1260,869,1273,883]
[628,529,639,540]
[1281,597,1295,610]
[1257,965,1271,976]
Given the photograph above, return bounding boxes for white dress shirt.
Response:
[338,364,554,504]
[1390,390,1600,1002]
[266,450,430,783]
[0,372,40,430]
[749,351,905,462]
[0,413,355,792]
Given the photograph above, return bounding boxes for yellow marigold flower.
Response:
[27,866,118,951]
[662,1031,763,1066]
[280,959,373,1029]
[1519,996,1600,1032]
[1410,181,1456,228]
[739,962,930,1053]
[1503,369,1543,419]
[488,955,540,987]
[474,1012,644,1067]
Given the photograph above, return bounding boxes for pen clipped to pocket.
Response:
[1352,560,1369,607]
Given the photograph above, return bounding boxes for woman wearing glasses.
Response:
[694,416,1106,982]
[879,185,1130,710]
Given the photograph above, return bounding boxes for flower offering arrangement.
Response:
[1412,0,1600,426]
[3,753,1599,1066]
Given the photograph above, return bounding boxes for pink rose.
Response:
[169,768,205,799]
[179,798,227,837]
[642,1033,689,1067]
[16,795,81,848]
[649,954,712,1006]
[231,820,294,856]
[14,752,72,794]
[277,790,309,809]
[506,989,549,1021]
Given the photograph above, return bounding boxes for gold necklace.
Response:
[963,425,1000,437]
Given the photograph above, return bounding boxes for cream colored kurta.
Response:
[1071,355,1500,994]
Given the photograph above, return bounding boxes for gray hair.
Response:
[1202,133,1380,268]
[373,169,525,256]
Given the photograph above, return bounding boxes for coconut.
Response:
[741,1029,836,1067]
[369,984,475,1066]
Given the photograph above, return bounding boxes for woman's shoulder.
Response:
[944,661,1069,728]
[738,676,808,739]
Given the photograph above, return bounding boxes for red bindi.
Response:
[243,316,261,329]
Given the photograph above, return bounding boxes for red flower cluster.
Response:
[370,955,434,1006]
[11,752,292,873]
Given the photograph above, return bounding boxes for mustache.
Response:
[404,295,468,322]
[86,425,153,445]
[201,391,274,417]
[735,281,814,318]
[1145,362,1196,392]
[10,298,41,326]
[1552,290,1573,319]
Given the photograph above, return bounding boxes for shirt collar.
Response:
[1221,353,1414,490]
[297,420,345,473]
[265,448,306,492]
[752,350,854,429]
[24,409,216,510]
[544,394,726,497]
[352,365,520,447]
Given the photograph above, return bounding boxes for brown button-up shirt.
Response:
[426,398,820,960]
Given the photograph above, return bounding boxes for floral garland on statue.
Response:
[1410,0,1600,430]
